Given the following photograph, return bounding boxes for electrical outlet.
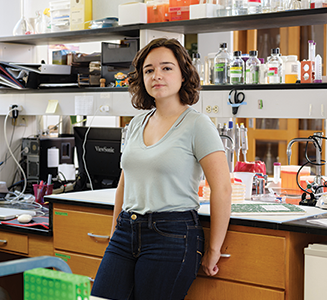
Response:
[12,115,27,127]
[100,105,110,113]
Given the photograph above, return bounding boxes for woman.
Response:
[91,38,232,300]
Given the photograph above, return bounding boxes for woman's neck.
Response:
[154,99,188,120]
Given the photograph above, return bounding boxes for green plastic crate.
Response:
[24,268,90,300]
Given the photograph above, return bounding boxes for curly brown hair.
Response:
[128,38,201,110]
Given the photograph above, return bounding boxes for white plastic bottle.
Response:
[285,55,299,83]
[214,43,230,85]
[230,51,244,84]
[246,50,261,84]
[267,48,283,84]
[247,0,263,13]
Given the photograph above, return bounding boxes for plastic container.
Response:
[233,172,255,199]
[273,162,281,184]
[33,184,54,204]
[246,50,261,84]
[204,52,216,85]
[214,42,230,85]
[147,0,170,23]
[280,165,311,195]
[230,50,244,84]
[50,0,70,32]
[285,55,299,83]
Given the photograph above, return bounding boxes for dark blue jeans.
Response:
[91,210,204,300]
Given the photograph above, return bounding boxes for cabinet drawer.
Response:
[53,208,112,256]
[0,231,28,254]
[54,250,102,282]
[186,276,285,300]
[200,229,286,289]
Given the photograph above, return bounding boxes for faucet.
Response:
[286,132,323,194]
[220,134,234,172]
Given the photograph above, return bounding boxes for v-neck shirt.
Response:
[121,107,224,214]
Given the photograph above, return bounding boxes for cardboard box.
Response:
[70,0,92,30]
[118,3,147,25]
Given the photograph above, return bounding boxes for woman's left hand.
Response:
[201,248,221,276]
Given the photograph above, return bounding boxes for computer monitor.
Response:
[74,126,123,190]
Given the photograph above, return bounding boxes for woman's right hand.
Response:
[201,247,221,277]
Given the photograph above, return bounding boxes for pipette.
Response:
[234,123,241,161]
[240,123,248,162]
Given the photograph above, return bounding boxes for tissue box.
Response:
[190,3,216,19]
[119,3,147,25]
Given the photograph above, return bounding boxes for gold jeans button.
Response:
[131,214,137,220]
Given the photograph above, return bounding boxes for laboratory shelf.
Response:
[1,8,327,45]
[1,83,327,94]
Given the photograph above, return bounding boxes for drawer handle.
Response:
[88,277,95,282]
[221,253,231,258]
[0,239,7,245]
[87,233,110,239]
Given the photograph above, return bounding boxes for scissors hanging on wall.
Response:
[228,88,247,115]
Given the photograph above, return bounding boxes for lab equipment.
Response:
[204,52,215,85]
[192,52,203,84]
[232,0,247,15]
[214,43,230,85]
[21,137,75,192]
[220,134,235,172]
[228,88,246,115]
[267,48,283,84]
[234,123,241,162]
[314,54,322,83]
[286,132,326,205]
[247,0,263,13]
[308,40,316,73]
[24,268,90,300]
[273,162,281,184]
[261,0,271,12]
[240,123,248,161]
[216,0,233,16]
[270,0,283,11]
[230,51,244,84]
[233,172,254,199]
[246,50,261,84]
[13,0,34,35]
[74,126,123,190]
[284,55,299,83]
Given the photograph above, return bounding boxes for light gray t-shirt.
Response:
[121,106,224,214]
